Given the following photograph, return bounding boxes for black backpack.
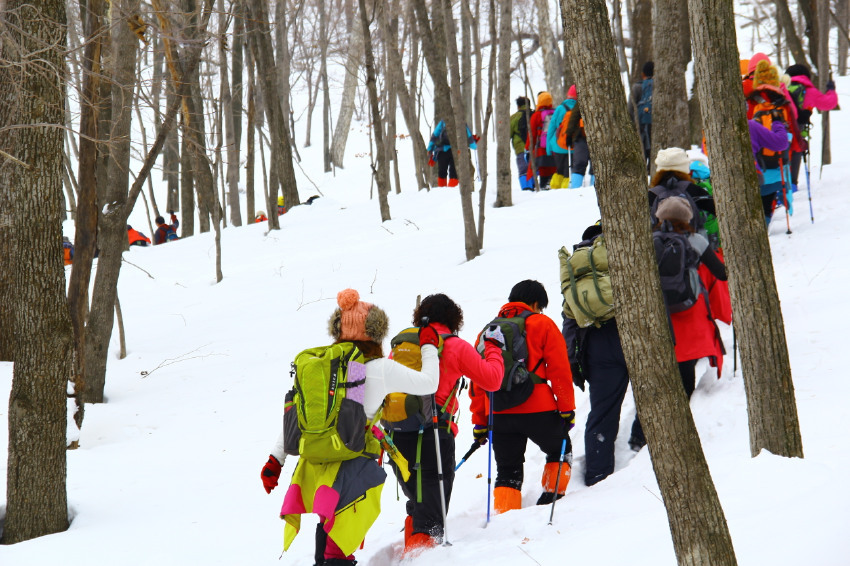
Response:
[653,228,702,313]
[476,311,544,412]
[517,111,529,145]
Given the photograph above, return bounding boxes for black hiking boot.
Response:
[536,492,565,505]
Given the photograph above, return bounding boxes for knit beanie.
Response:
[655,196,693,223]
[752,59,780,89]
[786,63,811,79]
[566,84,577,100]
[328,289,389,343]
[747,52,770,74]
[537,91,553,107]
[654,147,691,175]
[642,61,654,77]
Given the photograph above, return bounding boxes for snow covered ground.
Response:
[2,65,849,566]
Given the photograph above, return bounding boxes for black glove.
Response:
[571,361,585,391]
[826,79,835,91]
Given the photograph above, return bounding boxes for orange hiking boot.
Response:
[538,461,571,504]
[493,486,522,514]
[404,532,437,557]
[403,515,413,546]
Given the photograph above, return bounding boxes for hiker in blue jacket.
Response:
[545,85,577,189]
[427,120,478,187]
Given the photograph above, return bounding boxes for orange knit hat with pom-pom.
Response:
[328,289,389,343]
[752,59,780,88]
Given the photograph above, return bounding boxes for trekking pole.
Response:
[431,395,452,546]
[547,438,568,526]
[803,151,814,223]
[486,391,494,526]
[455,441,481,471]
[778,157,792,235]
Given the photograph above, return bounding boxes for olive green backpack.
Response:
[559,235,616,328]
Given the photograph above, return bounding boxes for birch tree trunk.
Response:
[331,6,363,168]
[689,0,804,459]
[495,0,513,207]
[0,0,72,542]
[558,1,738,564]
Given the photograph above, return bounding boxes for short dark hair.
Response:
[515,96,530,108]
[508,280,549,309]
[786,63,811,79]
[155,216,165,225]
[643,61,654,77]
[413,293,464,333]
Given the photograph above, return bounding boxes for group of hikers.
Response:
[257,137,742,562]
[62,213,179,266]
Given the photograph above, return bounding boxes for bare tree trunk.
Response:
[774,0,810,66]
[470,0,484,135]
[839,0,849,75]
[460,0,474,124]
[378,3,430,190]
[534,0,565,100]
[651,0,691,167]
[164,78,181,213]
[246,43,257,220]
[331,5,363,168]
[495,0,513,207]
[559,1,739,564]
[0,0,72,543]
[218,0,242,226]
[628,0,652,121]
[689,0,804,460]
[611,0,629,73]
[274,0,294,150]
[476,0,498,245]
[359,0,391,220]
[180,115,195,235]
[246,0,300,213]
[319,0,332,172]
[84,0,142,403]
[815,0,831,165]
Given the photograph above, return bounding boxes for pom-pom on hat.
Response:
[537,91,553,107]
[752,60,780,88]
[656,196,694,223]
[654,147,691,175]
[328,289,389,343]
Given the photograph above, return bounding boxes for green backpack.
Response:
[559,236,616,328]
[283,343,380,464]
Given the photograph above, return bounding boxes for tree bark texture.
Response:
[331,6,363,168]
[0,0,72,542]
[534,0,565,101]
[218,0,243,226]
[689,0,804,460]
[628,0,652,119]
[558,2,738,565]
[358,0,391,221]
[651,0,691,164]
[495,0,513,207]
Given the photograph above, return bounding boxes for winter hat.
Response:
[642,61,654,77]
[752,60,780,88]
[328,289,389,343]
[566,84,577,100]
[786,63,811,79]
[655,196,693,223]
[537,91,553,107]
[654,147,691,175]
[747,52,770,74]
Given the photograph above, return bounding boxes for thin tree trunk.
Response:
[689,0,804,460]
[461,0,474,124]
[331,6,363,168]
[246,43,257,220]
[495,0,513,207]
[320,0,332,172]
[476,0,498,245]
[839,0,849,75]
[359,0,391,220]
[815,0,831,165]
[219,0,243,226]
[115,295,126,360]
[774,0,810,65]
[534,0,565,100]
[627,0,652,122]
[558,1,739,564]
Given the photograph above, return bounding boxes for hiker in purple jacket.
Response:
[748,117,790,224]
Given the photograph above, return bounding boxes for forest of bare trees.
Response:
[0,0,842,552]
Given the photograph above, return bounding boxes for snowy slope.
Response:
[2,70,849,566]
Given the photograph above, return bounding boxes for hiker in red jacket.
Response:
[469,280,576,514]
[526,92,556,189]
[154,213,179,245]
[388,293,504,555]
[127,225,151,247]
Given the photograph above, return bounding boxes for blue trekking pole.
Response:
[547,438,568,526]
[486,391,494,526]
[803,151,814,223]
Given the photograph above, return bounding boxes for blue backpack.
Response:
[637,78,653,125]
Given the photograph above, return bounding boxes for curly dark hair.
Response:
[413,293,464,333]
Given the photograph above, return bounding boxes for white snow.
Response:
[2,66,849,566]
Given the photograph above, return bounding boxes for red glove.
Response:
[419,324,440,349]
[428,156,436,167]
[170,213,178,222]
[473,134,481,142]
[261,455,282,493]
